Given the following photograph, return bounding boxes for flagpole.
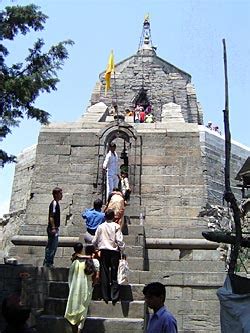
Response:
[113,71,119,122]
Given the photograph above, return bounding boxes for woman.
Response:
[64,243,99,333]
[104,188,125,226]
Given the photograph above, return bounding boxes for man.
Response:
[103,142,119,199]
[43,187,63,267]
[143,282,178,333]
[92,209,125,305]
[81,198,105,243]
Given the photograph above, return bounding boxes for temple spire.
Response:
[138,14,156,53]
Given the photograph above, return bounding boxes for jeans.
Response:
[43,227,59,267]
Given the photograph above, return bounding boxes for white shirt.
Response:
[92,221,125,252]
[103,151,119,176]
[120,177,130,195]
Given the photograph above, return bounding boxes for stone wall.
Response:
[0,264,68,331]
[9,145,36,213]
[135,122,206,238]
[199,126,250,205]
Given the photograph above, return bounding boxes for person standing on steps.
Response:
[81,198,105,244]
[43,187,63,267]
[65,243,100,333]
[103,142,119,199]
[104,188,125,226]
[92,209,125,305]
[143,282,178,333]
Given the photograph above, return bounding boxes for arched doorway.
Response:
[94,122,141,203]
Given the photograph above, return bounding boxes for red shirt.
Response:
[140,111,145,122]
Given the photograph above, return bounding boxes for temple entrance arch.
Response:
[132,87,150,109]
[95,122,141,203]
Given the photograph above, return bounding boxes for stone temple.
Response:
[1,17,250,333]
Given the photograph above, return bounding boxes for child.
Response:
[85,244,100,285]
[120,172,131,203]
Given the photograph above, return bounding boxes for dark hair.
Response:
[52,187,62,197]
[143,282,166,302]
[121,172,128,177]
[109,142,116,148]
[85,245,96,256]
[105,209,115,221]
[112,188,120,192]
[84,259,96,275]
[73,242,83,254]
[94,198,103,210]
[2,294,31,325]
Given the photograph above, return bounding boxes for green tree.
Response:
[0,4,74,166]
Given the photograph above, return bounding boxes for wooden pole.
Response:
[222,39,242,275]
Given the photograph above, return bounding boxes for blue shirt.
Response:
[147,306,178,333]
[82,208,105,230]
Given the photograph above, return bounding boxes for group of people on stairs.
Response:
[39,141,178,333]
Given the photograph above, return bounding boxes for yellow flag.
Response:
[105,50,115,96]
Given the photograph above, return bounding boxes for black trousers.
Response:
[100,249,120,302]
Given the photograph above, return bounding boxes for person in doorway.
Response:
[65,243,99,333]
[143,282,178,333]
[103,142,119,199]
[92,209,125,305]
[145,113,154,123]
[43,187,63,267]
[140,107,146,123]
[81,198,105,243]
[134,105,140,123]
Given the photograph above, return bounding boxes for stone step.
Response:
[49,280,220,303]
[44,299,145,318]
[125,245,144,258]
[125,225,144,236]
[82,317,144,333]
[144,226,210,239]
[145,260,225,273]
[123,234,145,246]
[147,248,222,261]
[31,267,225,287]
[49,282,145,301]
[36,315,144,333]
[135,271,226,287]
[14,254,145,270]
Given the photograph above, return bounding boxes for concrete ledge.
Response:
[11,236,79,247]
[11,236,219,250]
[146,238,219,249]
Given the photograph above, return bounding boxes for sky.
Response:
[1,0,250,217]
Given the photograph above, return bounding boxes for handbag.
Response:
[117,257,129,285]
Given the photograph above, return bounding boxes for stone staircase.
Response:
[4,194,227,332]
[28,200,227,333]
[35,216,147,333]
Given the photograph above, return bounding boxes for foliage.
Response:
[0,4,74,166]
